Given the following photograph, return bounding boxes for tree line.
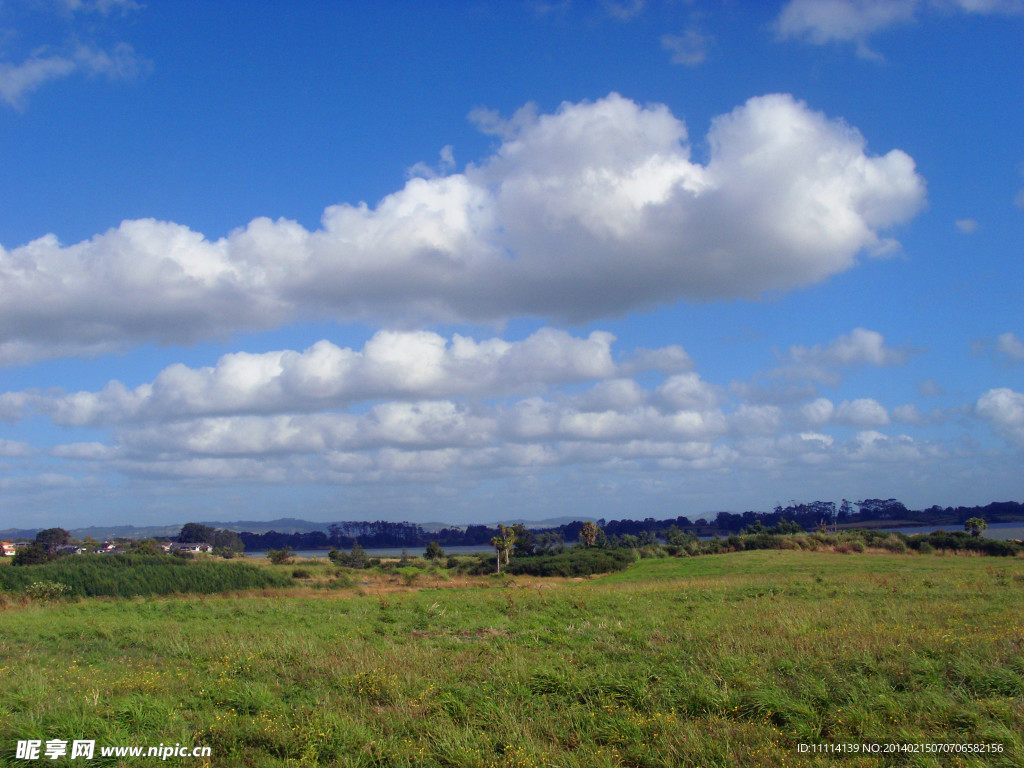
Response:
[231,500,1024,550]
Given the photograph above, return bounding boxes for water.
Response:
[878,521,1024,540]
[245,544,492,559]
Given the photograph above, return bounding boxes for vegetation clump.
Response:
[0,555,293,598]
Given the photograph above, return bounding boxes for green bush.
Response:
[25,581,71,601]
[267,548,293,565]
[470,548,633,577]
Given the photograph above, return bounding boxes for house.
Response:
[172,543,213,554]
[0,540,24,561]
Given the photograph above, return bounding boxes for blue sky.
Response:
[1,0,1022,528]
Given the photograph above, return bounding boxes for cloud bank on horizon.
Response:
[0,0,1021,527]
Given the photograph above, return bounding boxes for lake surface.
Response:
[246,544,492,559]
[878,521,1024,540]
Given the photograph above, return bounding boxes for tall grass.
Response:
[0,554,293,598]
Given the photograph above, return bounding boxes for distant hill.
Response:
[488,516,583,528]
[0,518,489,541]
[0,528,39,541]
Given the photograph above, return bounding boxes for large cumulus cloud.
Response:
[0,93,925,364]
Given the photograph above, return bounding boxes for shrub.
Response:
[25,581,71,601]
[267,548,293,565]
[12,545,55,566]
[880,535,907,554]
[470,548,633,577]
[424,541,445,560]
[291,568,311,579]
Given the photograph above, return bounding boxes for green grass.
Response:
[1,550,1022,767]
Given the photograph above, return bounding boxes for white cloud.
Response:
[618,345,693,377]
[775,327,912,384]
[892,403,924,424]
[0,0,148,110]
[0,93,925,364]
[799,397,836,426]
[119,403,498,457]
[842,430,928,463]
[955,218,979,234]
[15,353,981,506]
[776,0,918,57]
[835,398,890,427]
[655,373,720,412]
[995,332,1024,363]
[602,0,646,20]
[729,404,783,436]
[0,55,78,109]
[25,329,693,426]
[501,398,727,445]
[976,387,1024,445]
[51,442,118,460]
[57,0,141,14]
[799,431,835,446]
[0,439,33,457]
[571,378,650,412]
[661,29,713,66]
[776,0,1023,57]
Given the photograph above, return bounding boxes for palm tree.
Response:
[490,525,516,573]
[964,517,988,538]
[579,521,601,547]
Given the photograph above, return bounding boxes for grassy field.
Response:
[1,550,1022,767]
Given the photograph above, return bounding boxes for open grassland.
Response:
[1,551,1023,767]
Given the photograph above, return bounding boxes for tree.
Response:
[637,529,658,546]
[35,528,70,552]
[212,529,245,557]
[267,547,293,565]
[579,521,601,547]
[490,525,516,573]
[424,541,445,561]
[330,543,367,568]
[512,524,535,556]
[663,525,692,546]
[132,538,164,556]
[534,531,564,553]
[12,544,54,566]
[178,523,216,544]
[964,517,988,538]
[838,499,854,522]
